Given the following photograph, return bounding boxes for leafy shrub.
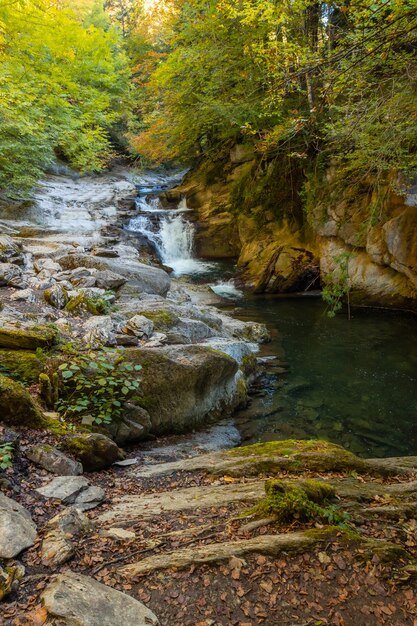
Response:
[0,443,14,470]
[56,350,141,426]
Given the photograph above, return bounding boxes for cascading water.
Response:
[127,183,213,276]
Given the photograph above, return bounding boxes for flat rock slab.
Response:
[99,481,263,524]
[74,486,106,511]
[119,532,318,577]
[36,476,105,510]
[0,494,37,558]
[133,452,228,478]
[36,476,89,502]
[42,572,159,626]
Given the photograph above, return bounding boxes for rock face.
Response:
[125,344,245,434]
[25,444,83,476]
[0,494,37,558]
[178,152,417,309]
[42,572,159,626]
[0,374,45,427]
[63,433,121,472]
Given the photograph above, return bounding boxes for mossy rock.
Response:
[224,439,387,476]
[0,349,45,383]
[125,344,240,434]
[251,479,346,525]
[63,433,122,472]
[265,478,336,503]
[360,540,412,563]
[65,293,111,315]
[138,309,179,331]
[0,325,59,350]
[0,374,45,427]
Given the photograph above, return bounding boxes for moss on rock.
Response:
[0,349,45,383]
[63,433,122,471]
[0,325,59,350]
[138,309,179,331]
[250,479,346,526]
[227,439,372,474]
[0,374,45,427]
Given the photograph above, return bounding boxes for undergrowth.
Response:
[250,479,350,528]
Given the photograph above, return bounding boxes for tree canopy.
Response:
[131,0,417,188]
[1,0,417,196]
[0,0,130,196]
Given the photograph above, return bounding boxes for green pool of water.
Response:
[230,295,417,458]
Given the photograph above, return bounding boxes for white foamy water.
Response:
[210,279,244,300]
[128,195,213,276]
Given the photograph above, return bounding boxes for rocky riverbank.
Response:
[0,169,269,441]
[1,169,417,625]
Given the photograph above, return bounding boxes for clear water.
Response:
[230,295,417,458]
[128,173,417,458]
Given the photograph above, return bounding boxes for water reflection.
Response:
[231,296,417,458]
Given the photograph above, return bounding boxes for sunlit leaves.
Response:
[0,0,130,196]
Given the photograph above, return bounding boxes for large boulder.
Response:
[105,403,151,445]
[58,254,171,296]
[41,507,92,567]
[42,572,159,626]
[124,344,246,434]
[0,494,37,558]
[165,317,216,344]
[95,269,127,290]
[63,433,122,472]
[0,374,45,427]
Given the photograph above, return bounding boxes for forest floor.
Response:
[2,429,417,626]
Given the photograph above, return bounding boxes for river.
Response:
[127,174,417,459]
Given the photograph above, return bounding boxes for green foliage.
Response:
[251,479,349,527]
[0,0,131,196]
[130,0,417,208]
[322,252,352,318]
[56,350,142,425]
[0,443,14,471]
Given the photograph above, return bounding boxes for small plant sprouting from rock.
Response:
[0,443,14,470]
[250,479,349,527]
[56,350,142,426]
[322,251,352,319]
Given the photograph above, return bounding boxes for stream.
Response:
[127,174,417,460]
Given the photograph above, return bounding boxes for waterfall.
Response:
[128,189,213,276]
